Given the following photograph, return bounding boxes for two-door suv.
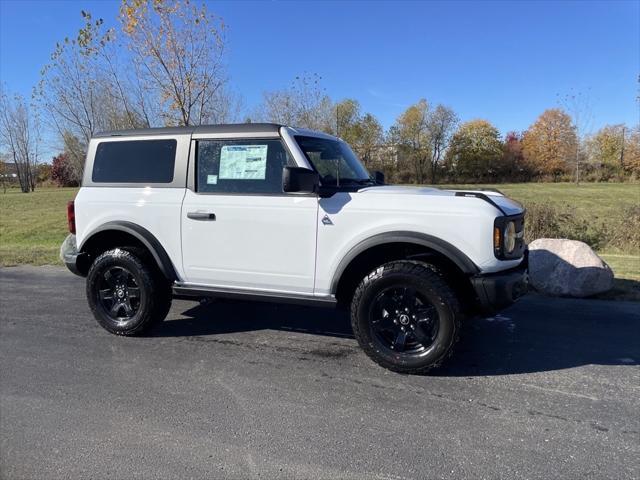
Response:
[62,123,527,374]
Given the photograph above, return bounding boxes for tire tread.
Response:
[350,260,462,374]
[86,248,171,336]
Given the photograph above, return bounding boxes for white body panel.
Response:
[180,190,318,293]
[313,188,521,295]
[75,186,187,280]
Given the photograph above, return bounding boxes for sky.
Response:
[0,0,638,141]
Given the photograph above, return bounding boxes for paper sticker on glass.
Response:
[219,145,268,180]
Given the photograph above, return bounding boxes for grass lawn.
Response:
[1,184,638,295]
[0,187,78,265]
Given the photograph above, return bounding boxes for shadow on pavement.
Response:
[154,299,353,339]
[150,295,640,376]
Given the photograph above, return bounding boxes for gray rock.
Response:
[528,238,614,297]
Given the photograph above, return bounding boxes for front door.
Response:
[181,137,318,294]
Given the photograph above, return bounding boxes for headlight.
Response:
[504,221,516,253]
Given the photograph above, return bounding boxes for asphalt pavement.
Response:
[1,266,639,479]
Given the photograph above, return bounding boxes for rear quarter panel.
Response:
[74,187,187,280]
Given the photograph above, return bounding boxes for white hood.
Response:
[357,185,524,216]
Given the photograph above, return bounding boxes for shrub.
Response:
[524,202,605,250]
[523,202,639,253]
[606,206,640,252]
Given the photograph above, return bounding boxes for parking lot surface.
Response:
[1,266,639,479]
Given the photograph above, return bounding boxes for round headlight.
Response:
[504,221,516,253]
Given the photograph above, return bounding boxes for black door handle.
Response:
[187,211,216,221]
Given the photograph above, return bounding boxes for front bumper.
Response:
[471,255,528,314]
[60,234,88,277]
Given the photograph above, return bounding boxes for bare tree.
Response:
[0,89,40,192]
[558,89,593,184]
[39,2,235,182]
[391,99,431,184]
[38,11,147,183]
[120,0,231,126]
[426,105,458,184]
[257,73,334,132]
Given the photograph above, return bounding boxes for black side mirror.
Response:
[373,170,385,185]
[282,166,319,193]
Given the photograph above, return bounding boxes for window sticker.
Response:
[219,145,268,180]
[206,174,218,185]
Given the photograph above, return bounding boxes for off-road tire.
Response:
[86,248,171,335]
[351,260,461,374]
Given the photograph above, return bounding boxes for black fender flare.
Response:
[330,231,479,295]
[79,221,178,281]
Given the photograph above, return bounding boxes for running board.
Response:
[172,284,338,308]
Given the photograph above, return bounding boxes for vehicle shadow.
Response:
[150,295,640,376]
[154,299,354,339]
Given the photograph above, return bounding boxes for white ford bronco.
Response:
[61,123,527,374]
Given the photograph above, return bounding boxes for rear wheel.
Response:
[351,260,461,374]
[86,248,171,335]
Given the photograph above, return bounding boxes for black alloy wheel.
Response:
[96,266,141,324]
[369,286,440,355]
[86,248,171,335]
[351,260,461,374]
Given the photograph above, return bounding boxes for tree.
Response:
[558,89,592,184]
[60,131,87,185]
[502,131,531,181]
[0,89,40,193]
[335,98,361,143]
[38,9,149,189]
[39,11,145,149]
[425,105,457,183]
[522,109,577,180]
[354,113,384,169]
[446,120,503,182]
[391,99,431,183]
[51,152,79,187]
[0,158,8,193]
[584,124,633,179]
[334,99,383,168]
[120,0,232,126]
[621,126,640,177]
[257,73,334,132]
[39,2,236,182]
[37,163,52,185]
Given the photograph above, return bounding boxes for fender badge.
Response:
[321,215,333,226]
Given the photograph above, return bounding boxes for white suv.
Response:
[61,123,527,374]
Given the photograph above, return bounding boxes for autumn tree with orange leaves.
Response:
[522,109,577,180]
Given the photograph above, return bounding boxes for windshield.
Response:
[295,135,371,186]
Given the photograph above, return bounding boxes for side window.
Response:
[196,139,293,194]
[92,139,176,183]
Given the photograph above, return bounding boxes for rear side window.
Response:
[92,139,177,183]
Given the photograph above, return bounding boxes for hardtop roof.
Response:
[93,123,283,138]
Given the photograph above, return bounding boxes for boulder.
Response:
[528,238,614,298]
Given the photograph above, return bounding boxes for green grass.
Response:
[1,184,638,291]
[0,187,78,265]
[600,254,640,281]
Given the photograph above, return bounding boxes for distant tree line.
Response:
[254,78,640,184]
[0,0,638,192]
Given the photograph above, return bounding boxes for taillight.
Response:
[67,200,76,234]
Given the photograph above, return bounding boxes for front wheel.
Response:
[351,260,461,374]
[86,248,171,335]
